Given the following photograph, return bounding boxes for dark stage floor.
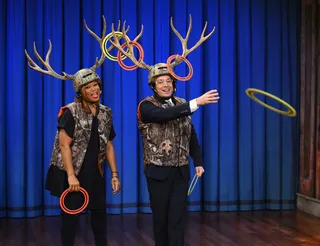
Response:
[0,210,320,245]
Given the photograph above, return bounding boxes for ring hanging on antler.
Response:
[166,55,194,81]
[105,15,216,77]
[102,31,131,61]
[117,41,145,71]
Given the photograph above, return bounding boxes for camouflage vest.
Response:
[137,96,192,167]
[50,102,112,176]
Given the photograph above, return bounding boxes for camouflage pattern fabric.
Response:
[138,96,192,167]
[50,102,112,176]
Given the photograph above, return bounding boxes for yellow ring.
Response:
[245,88,296,117]
[101,31,130,61]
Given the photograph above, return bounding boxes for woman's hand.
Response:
[68,174,80,192]
[111,176,121,194]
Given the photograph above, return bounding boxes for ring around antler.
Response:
[25,15,120,80]
[169,14,216,67]
[108,21,152,70]
[108,14,215,71]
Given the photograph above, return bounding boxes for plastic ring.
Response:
[166,54,193,81]
[187,174,199,196]
[117,41,145,71]
[245,88,296,117]
[101,31,131,61]
[59,187,89,215]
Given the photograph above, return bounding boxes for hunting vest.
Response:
[137,96,192,167]
[50,102,112,176]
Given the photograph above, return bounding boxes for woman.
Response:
[45,69,120,245]
[24,16,121,245]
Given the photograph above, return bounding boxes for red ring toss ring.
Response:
[117,41,145,71]
[60,187,89,215]
[166,55,193,81]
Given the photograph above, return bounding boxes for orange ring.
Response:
[166,55,193,81]
[59,187,89,215]
[117,41,145,71]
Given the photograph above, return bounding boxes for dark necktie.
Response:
[167,100,174,107]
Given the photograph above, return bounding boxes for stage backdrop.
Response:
[0,0,300,218]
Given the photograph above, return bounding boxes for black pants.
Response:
[61,192,107,246]
[61,209,106,246]
[146,167,189,246]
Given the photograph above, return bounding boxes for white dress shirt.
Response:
[165,98,199,113]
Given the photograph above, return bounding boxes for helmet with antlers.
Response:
[106,14,216,86]
[25,15,120,94]
[72,68,102,93]
[147,63,172,85]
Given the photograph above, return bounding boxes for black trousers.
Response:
[61,192,107,246]
[146,166,189,246]
[61,209,107,246]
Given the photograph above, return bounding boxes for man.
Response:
[137,63,219,246]
[106,15,217,245]
[25,16,121,246]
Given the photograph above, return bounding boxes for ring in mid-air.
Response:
[246,88,296,117]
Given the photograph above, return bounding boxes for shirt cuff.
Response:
[189,99,199,113]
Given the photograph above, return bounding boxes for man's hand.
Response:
[68,174,80,192]
[195,166,205,177]
[111,177,121,194]
[196,90,220,106]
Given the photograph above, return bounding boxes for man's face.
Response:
[81,80,101,103]
[154,75,174,98]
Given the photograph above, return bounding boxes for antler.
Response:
[84,15,109,70]
[108,21,151,70]
[170,14,216,67]
[25,40,74,80]
[84,16,123,70]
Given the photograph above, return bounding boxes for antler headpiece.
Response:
[25,15,121,93]
[103,14,215,84]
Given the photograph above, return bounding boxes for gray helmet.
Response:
[148,63,173,85]
[72,68,102,93]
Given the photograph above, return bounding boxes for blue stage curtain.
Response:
[0,0,300,218]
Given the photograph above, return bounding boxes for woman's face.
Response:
[81,80,101,103]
